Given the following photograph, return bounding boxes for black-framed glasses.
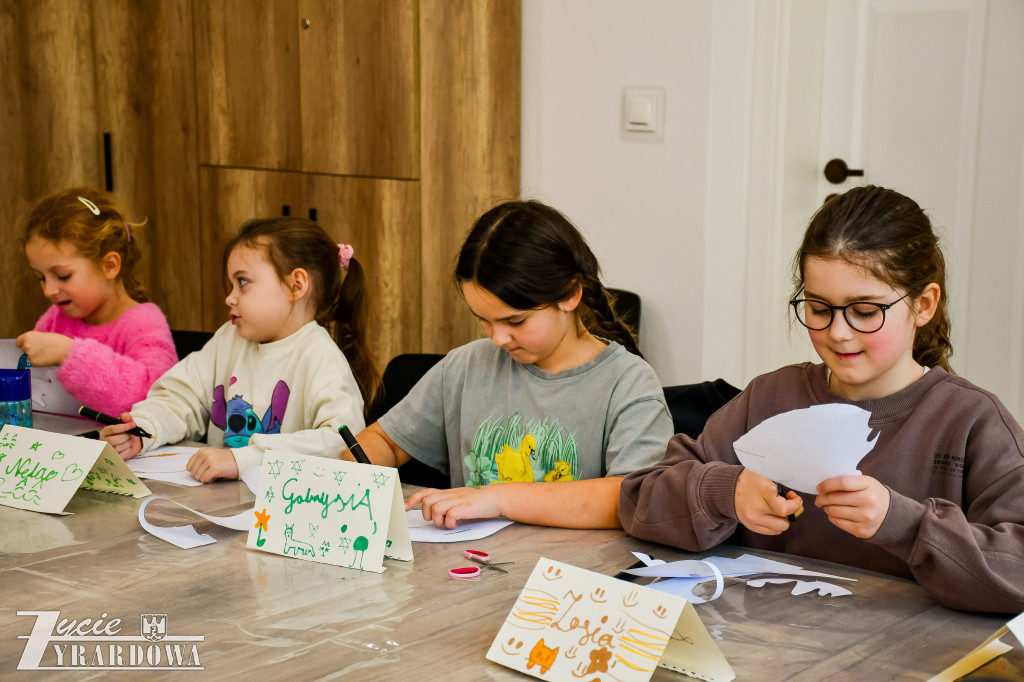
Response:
[789,290,912,333]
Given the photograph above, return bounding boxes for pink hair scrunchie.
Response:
[337,243,354,270]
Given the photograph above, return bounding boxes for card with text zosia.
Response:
[486,557,734,682]
[245,450,412,573]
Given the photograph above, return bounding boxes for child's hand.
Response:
[15,331,74,367]
[186,448,238,483]
[815,475,890,538]
[405,486,501,529]
[734,468,803,535]
[99,413,143,461]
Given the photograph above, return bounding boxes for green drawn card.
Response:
[246,450,413,573]
[0,424,151,514]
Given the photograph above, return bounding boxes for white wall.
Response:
[521,0,714,386]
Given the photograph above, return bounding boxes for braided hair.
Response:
[455,200,642,356]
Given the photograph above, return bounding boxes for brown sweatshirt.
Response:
[620,362,1024,614]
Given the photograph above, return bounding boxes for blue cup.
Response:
[0,368,33,428]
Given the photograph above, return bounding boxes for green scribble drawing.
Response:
[282,524,315,557]
[349,536,369,569]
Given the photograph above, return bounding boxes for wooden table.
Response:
[1,477,1020,681]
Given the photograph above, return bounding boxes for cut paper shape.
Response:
[406,509,514,542]
[486,557,735,682]
[746,578,853,597]
[927,612,1023,681]
[139,496,252,549]
[128,446,201,487]
[732,403,878,493]
[626,553,855,604]
[246,451,412,573]
[0,425,150,514]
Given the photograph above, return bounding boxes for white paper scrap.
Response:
[733,403,878,493]
[406,509,513,543]
[139,496,253,549]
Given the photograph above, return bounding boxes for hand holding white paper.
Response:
[732,403,878,494]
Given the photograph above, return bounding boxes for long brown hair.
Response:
[23,186,147,302]
[224,217,381,406]
[793,185,953,373]
[455,200,642,356]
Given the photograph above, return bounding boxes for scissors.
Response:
[448,549,514,579]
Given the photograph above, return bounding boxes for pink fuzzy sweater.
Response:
[36,303,178,415]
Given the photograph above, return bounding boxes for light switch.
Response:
[627,95,654,129]
[621,87,665,142]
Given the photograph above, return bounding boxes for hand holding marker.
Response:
[339,425,371,464]
[78,406,154,440]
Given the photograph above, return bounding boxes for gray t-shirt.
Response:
[379,339,673,487]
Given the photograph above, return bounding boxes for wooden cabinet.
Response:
[92,0,202,331]
[0,0,200,336]
[2,0,518,369]
[1,1,100,336]
[195,0,418,179]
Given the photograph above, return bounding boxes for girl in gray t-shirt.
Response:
[348,200,673,530]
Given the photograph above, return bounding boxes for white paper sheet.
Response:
[733,403,878,493]
[405,509,514,542]
[128,446,201,487]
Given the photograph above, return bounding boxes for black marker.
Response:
[78,406,154,440]
[339,425,371,465]
[777,484,804,523]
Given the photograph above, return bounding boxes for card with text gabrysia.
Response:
[246,451,413,573]
[0,425,151,514]
[486,558,734,682]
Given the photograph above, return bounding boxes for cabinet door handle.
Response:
[308,207,317,222]
[282,205,291,216]
[103,133,114,191]
[301,18,311,29]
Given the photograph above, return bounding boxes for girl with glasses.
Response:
[620,185,1024,613]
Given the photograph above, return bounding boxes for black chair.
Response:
[367,353,450,489]
[662,379,741,438]
[607,288,641,341]
[170,330,214,361]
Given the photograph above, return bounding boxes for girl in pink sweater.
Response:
[16,187,177,415]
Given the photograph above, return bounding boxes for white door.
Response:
[813,0,1024,420]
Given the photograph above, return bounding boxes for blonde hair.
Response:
[23,186,147,302]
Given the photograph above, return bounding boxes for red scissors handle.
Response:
[464,549,492,563]
[449,566,480,579]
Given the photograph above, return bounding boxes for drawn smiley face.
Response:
[501,637,525,656]
[542,566,563,581]
[313,466,327,478]
[590,587,607,603]
[652,605,670,619]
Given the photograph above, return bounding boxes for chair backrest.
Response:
[607,288,641,342]
[367,353,445,423]
[170,330,214,361]
[367,353,450,489]
[662,379,741,438]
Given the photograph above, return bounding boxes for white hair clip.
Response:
[78,196,101,215]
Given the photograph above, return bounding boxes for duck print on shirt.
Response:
[463,413,579,486]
